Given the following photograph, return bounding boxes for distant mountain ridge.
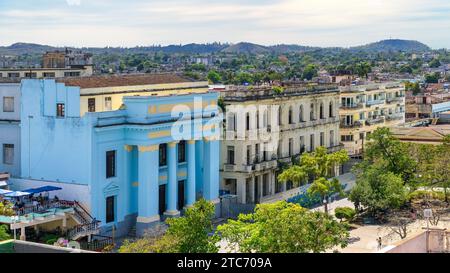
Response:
[350,39,430,53]
[0,39,432,56]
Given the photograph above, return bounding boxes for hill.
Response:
[221,42,271,54]
[351,39,430,53]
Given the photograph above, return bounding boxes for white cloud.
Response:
[66,0,81,6]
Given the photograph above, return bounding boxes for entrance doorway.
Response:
[178,180,185,210]
[159,185,166,215]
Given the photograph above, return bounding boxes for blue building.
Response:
[17,79,221,236]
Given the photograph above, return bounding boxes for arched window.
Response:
[320,103,324,119]
[310,103,315,121]
[278,106,283,126]
[288,106,293,124]
[246,112,250,131]
[329,102,334,118]
[299,105,304,122]
[256,110,260,129]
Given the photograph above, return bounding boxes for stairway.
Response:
[127,225,137,238]
[67,201,101,241]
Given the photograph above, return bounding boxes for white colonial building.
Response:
[218,84,341,204]
[339,82,406,157]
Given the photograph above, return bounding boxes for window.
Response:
[341,135,354,142]
[159,144,167,166]
[288,107,293,124]
[228,113,236,131]
[3,97,14,112]
[105,97,112,111]
[106,151,116,178]
[320,103,324,119]
[88,98,96,112]
[329,102,334,118]
[25,72,37,78]
[178,141,186,163]
[300,136,305,153]
[3,144,14,165]
[299,105,304,122]
[277,140,282,158]
[43,72,56,78]
[227,146,235,165]
[56,103,65,118]
[320,132,325,147]
[278,106,283,126]
[256,111,260,129]
[246,146,251,165]
[106,196,115,223]
[246,113,250,131]
[263,143,269,161]
[8,72,20,78]
[310,104,315,121]
[255,144,260,163]
[310,134,315,152]
[64,71,81,77]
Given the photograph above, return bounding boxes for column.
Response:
[258,175,264,200]
[165,142,179,216]
[185,140,196,208]
[249,176,255,203]
[237,178,246,204]
[202,139,220,202]
[271,172,276,195]
[20,227,26,241]
[137,145,160,230]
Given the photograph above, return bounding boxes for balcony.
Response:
[386,113,404,121]
[340,103,364,110]
[340,120,363,129]
[365,116,385,126]
[366,99,385,107]
[386,96,405,104]
[327,144,344,153]
[224,164,236,172]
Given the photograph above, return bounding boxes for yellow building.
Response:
[57,74,209,115]
[339,82,406,156]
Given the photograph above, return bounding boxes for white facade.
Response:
[339,82,406,156]
[219,84,341,204]
[0,83,21,177]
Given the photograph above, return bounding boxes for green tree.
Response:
[363,127,417,187]
[429,58,441,68]
[0,225,10,241]
[278,147,349,213]
[420,136,450,203]
[217,201,349,253]
[425,72,440,84]
[354,62,372,79]
[349,164,408,215]
[302,64,318,81]
[159,199,219,253]
[207,70,222,84]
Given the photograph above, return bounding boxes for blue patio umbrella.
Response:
[24,186,62,194]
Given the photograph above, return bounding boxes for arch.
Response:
[299,105,304,122]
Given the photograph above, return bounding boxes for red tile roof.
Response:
[57,73,195,89]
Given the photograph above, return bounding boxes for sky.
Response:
[1,0,450,49]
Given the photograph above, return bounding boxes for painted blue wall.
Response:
[19,79,221,229]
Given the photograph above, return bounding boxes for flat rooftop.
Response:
[57,73,196,89]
